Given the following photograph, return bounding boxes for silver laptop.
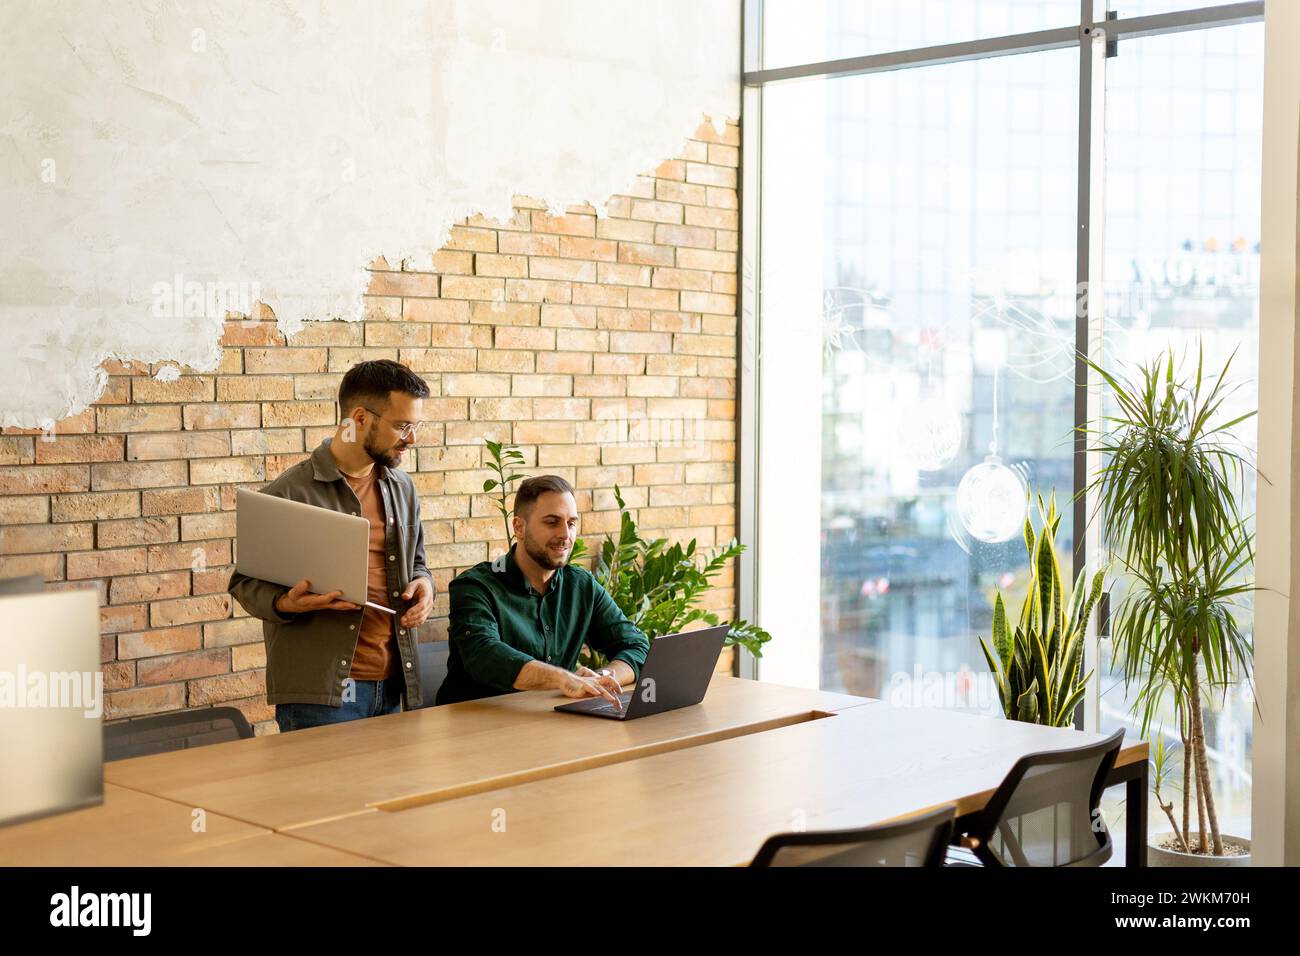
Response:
[0,589,104,827]
[235,488,393,614]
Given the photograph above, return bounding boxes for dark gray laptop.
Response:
[554,625,729,720]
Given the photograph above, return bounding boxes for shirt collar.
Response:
[313,437,389,484]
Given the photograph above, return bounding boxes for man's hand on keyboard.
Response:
[558,666,623,711]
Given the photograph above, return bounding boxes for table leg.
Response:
[1125,761,1148,868]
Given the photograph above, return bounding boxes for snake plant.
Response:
[980,490,1104,727]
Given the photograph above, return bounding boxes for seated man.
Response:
[436,475,649,709]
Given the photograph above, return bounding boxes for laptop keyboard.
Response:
[590,692,633,716]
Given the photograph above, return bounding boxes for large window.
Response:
[762,49,1079,707]
[761,0,1081,71]
[743,1,1263,850]
[1097,22,1263,841]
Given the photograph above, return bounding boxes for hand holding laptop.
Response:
[274,578,362,614]
[236,489,395,616]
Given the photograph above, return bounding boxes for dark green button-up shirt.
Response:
[436,544,650,705]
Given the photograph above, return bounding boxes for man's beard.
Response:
[363,427,404,469]
[522,530,570,571]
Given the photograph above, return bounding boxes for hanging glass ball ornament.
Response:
[955,454,1026,543]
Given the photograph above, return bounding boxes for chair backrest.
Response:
[750,804,956,867]
[969,727,1125,867]
[0,574,45,596]
[103,707,254,762]
[415,640,450,708]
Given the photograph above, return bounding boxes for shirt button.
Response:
[392,591,399,597]
[389,555,396,561]
[399,629,406,636]
[340,660,347,666]
[405,661,413,670]
[352,512,358,516]
[349,624,356,631]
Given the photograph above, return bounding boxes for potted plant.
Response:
[482,440,772,663]
[980,489,1104,727]
[482,439,588,561]
[1083,347,1255,864]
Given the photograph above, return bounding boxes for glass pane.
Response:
[1097,23,1262,853]
[1106,1,1250,16]
[761,0,1081,71]
[759,48,1079,708]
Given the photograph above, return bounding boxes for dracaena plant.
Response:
[1082,346,1256,856]
[980,490,1104,728]
[1149,727,1190,854]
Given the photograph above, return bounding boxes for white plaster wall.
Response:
[0,0,740,428]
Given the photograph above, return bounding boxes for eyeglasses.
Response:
[362,407,422,441]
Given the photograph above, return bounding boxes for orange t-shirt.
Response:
[342,468,395,680]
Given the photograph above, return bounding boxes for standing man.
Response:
[229,359,437,731]
[436,475,649,708]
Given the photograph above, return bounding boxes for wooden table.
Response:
[0,784,383,866]
[284,702,1147,866]
[2,676,1147,866]
[103,675,871,830]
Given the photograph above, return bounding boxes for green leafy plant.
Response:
[481,441,764,661]
[1082,346,1256,856]
[979,490,1104,727]
[482,439,525,549]
[482,439,585,561]
[582,486,772,667]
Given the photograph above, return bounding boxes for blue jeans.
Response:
[275,673,405,733]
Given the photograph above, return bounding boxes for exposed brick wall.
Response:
[0,120,740,734]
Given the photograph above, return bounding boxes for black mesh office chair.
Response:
[750,804,956,867]
[103,707,254,762]
[948,727,1125,867]
[414,640,450,708]
[0,574,46,596]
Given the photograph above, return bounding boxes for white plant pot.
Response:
[1148,832,1251,867]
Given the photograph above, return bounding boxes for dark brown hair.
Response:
[514,475,576,518]
[338,359,430,420]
